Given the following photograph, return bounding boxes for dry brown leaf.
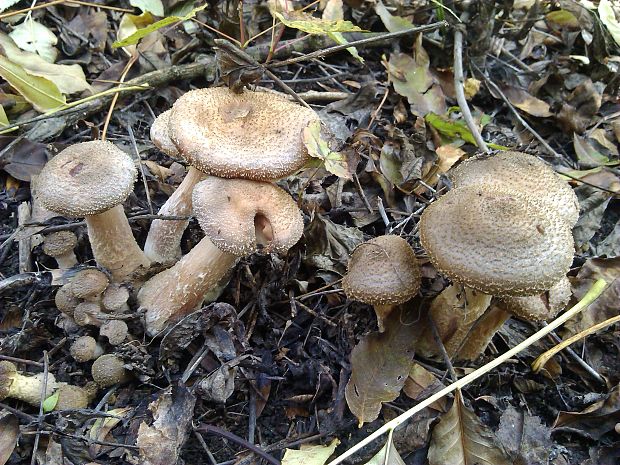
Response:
[363,437,405,464]
[0,413,19,465]
[496,405,554,465]
[554,384,620,440]
[428,391,510,465]
[497,85,552,117]
[345,306,422,425]
[403,362,447,412]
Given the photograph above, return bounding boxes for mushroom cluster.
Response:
[138,86,321,335]
[417,151,578,360]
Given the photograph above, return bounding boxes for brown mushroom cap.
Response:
[74,302,104,327]
[71,269,109,300]
[343,235,421,305]
[169,87,320,180]
[54,383,92,410]
[91,354,127,387]
[42,231,77,258]
[70,336,104,362]
[100,320,128,346]
[419,185,574,296]
[497,276,572,321]
[55,284,79,316]
[101,284,130,313]
[35,141,137,217]
[150,109,178,157]
[192,177,304,255]
[448,151,579,226]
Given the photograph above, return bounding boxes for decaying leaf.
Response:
[88,407,132,457]
[599,0,620,46]
[0,413,19,465]
[272,10,363,34]
[403,362,447,411]
[364,437,405,465]
[554,384,620,440]
[387,36,446,117]
[0,33,90,95]
[9,18,58,63]
[428,391,509,465]
[281,439,339,465]
[346,306,422,425]
[0,54,64,112]
[498,84,552,117]
[375,0,413,32]
[496,405,554,465]
[131,0,164,16]
[137,385,197,465]
[304,119,352,179]
[425,112,506,150]
[573,133,619,168]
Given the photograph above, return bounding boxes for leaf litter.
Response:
[0,1,619,464]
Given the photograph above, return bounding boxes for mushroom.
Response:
[70,336,104,362]
[34,141,150,280]
[73,302,105,327]
[139,177,304,336]
[91,354,128,388]
[42,231,78,269]
[70,269,109,301]
[0,361,57,406]
[417,184,574,359]
[168,87,320,180]
[448,151,579,226]
[342,235,421,331]
[53,382,97,410]
[100,320,128,346]
[101,283,130,313]
[55,283,79,317]
[144,110,206,265]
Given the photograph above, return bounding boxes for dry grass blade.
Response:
[532,313,620,372]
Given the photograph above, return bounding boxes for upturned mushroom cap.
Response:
[150,109,178,157]
[448,151,579,226]
[497,276,572,321]
[55,284,79,316]
[91,354,127,387]
[419,185,574,296]
[42,231,77,259]
[192,177,304,255]
[70,336,104,362]
[35,141,137,217]
[169,87,320,180]
[71,269,109,300]
[100,320,128,346]
[343,235,421,305]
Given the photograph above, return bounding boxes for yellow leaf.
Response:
[273,10,363,34]
[0,55,64,112]
[281,439,340,465]
[303,119,352,179]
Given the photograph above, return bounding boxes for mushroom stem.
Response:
[85,205,150,280]
[139,236,237,336]
[144,167,205,265]
[0,361,57,406]
[55,252,78,269]
[374,304,396,333]
[417,285,492,359]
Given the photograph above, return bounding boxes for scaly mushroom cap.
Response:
[150,109,178,157]
[448,151,579,226]
[54,383,92,410]
[192,177,304,255]
[74,302,104,327]
[35,141,137,217]
[343,235,421,305]
[70,336,104,363]
[101,284,130,313]
[71,269,109,300]
[419,185,574,296]
[91,354,127,388]
[169,87,320,180]
[42,231,77,258]
[55,284,79,316]
[497,276,572,321]
[100,320,128,346]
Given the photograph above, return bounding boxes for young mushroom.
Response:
[42,231,78,269]
[70,336,104,362]
[91,354,128,388]
[100,320,128,346]
[70,269,109,301]
[35,141,150,280]
[343,235,421,331]
[53,382,97,410]
[139,177,304,336]
[55,284,80,317]
[417,184,574,359]
[0,361,57,406]
[101,283,130,313]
